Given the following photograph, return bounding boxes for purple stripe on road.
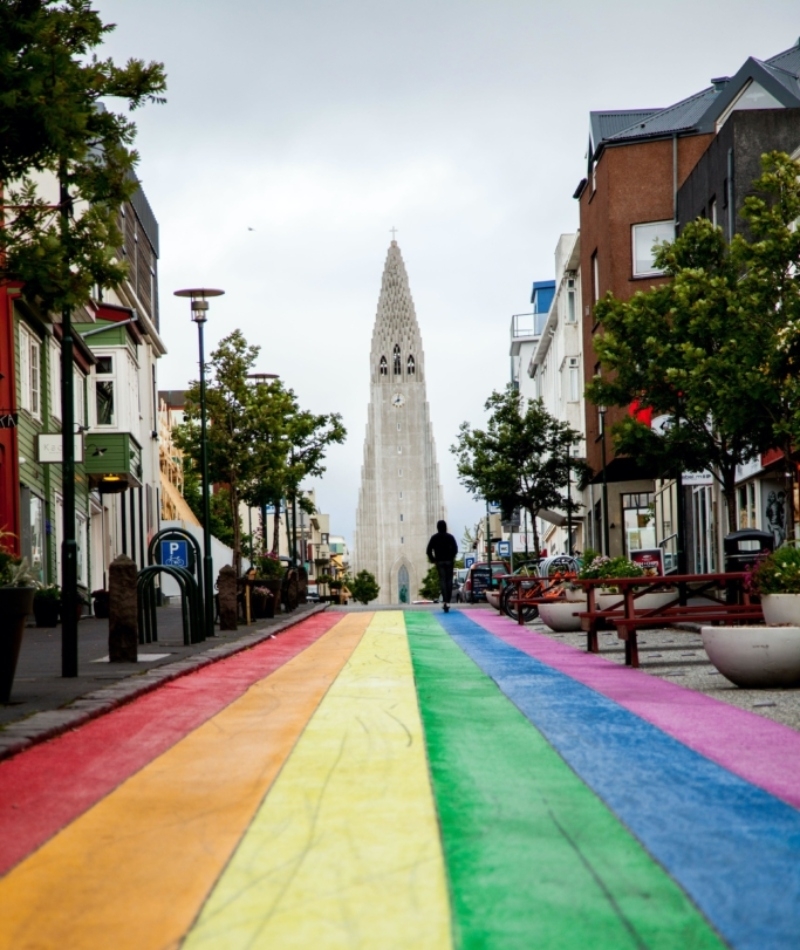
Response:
[470,610,800,811]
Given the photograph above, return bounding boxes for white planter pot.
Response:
[538,599,586,632]
[761,594,800,626]
[635,590,677,611]
[597,592,624,612]
[701,625,800,688]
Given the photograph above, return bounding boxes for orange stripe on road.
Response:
[0,613,371,950]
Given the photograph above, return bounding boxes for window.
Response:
[393,344,401,375]
[738,483,758,529]
[400,536,404,544]
[19,324,42,420]
[74,369,86,429]
[50,339,62,422]
[566,278,576,323]
[400,513,404,522]
[566,358,580,402]
[379,355,388,376]
[398,468,403,477]
[709,197,718,227]
[95,355,115,425]
[407,354,415,375]
[399,491,403,499]
[397,445,402,454]
[632,221,675,277]
[591,251,599,304]
[397,422,401,431]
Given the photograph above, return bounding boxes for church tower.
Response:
[354,240,446,605]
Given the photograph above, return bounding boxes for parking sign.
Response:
[464,554,476,569]
[496,540,511,557]
[161,539,189,569]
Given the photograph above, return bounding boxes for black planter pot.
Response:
[0,587,35,704]
[92,590,110,619]
[33,599,60,628]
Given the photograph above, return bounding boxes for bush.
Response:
[578,555,645,582]
[748,545,800,595]
[34,583,61,603]
[348,570,380,604]
[257,553,285,579]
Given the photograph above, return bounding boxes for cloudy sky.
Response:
[95,0,796,549]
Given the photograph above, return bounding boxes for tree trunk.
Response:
[272,499,281,555]
[230,485,241,576]
[529,508,541,564]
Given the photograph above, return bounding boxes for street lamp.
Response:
[598,406,610,556]
[175,287,224,640]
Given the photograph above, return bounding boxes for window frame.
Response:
[632,220,675,278]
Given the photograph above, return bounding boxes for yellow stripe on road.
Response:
[0,614,370,950]
[184,611,453,950]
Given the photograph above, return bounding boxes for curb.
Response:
[0,604,329,764]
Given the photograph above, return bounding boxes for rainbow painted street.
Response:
[2,609,799,949]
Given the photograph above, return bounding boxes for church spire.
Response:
[370,242,424,385]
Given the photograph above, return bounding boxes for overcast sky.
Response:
[95,0,797,550]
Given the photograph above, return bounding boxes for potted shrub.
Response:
[33,584,61,627]
[92,588,110,619]
[748,545,800,625]
[578,555,645,609]
[0,531,37,703]
[256,553,285,610]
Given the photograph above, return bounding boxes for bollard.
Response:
[217,565,238,631]
[109,555,138,662]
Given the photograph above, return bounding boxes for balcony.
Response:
[84,432,143,493]
[510,312,548,356]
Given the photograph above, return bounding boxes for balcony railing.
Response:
[510,312,548,340]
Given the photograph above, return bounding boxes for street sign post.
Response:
[497,540,511,558]
[464,554,476,569]
[161,539,189,569]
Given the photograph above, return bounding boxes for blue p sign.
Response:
[161,539,189,569]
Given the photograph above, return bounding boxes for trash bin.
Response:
[723,529,774,573]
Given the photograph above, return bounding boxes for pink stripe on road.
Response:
[469,610,800,811]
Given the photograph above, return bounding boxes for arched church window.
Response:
[398,565,409,604]
[393,345,401,375]
[379,356,388,376]
[407,355,415,375]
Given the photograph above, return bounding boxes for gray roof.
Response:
[590,40,800,159]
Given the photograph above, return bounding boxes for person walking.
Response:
[426,519,459,612]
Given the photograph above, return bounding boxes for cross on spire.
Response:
[390,226,398,241]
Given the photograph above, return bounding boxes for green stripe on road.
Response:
[405,613,725,950]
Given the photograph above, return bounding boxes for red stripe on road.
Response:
[0,612,339,875]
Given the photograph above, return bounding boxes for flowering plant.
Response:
[257,553,285,579]
[34,583,61,603]
[0,529,35,588]
[747,546,800,595]
[577,555,645,582]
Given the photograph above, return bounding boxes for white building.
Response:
[354,241,446,604]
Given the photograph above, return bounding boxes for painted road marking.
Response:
[184,611,452,950]
[0,613,370,950]
[442,610,800,950]
[0,611,342,876]
[472,609,800,810]
[407,612,724,950]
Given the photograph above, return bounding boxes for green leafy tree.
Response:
[177,330,346,573]
[452,386,585,558]
[0,0,166,310]
[587,151,800,532]
[418,565,441,600]
[347,569,380,605]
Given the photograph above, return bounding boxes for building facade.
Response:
[354,241,446,604]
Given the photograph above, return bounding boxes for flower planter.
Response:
[33,599,60,628]
[761,594,800,626]
[598,591,624,612]
[636,590,677,611]
[0,587,35,703]
[701,625,800,688]
[538,598,586,632]
[92,590,110,619]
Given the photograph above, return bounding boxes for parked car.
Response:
[462,561,510,603]
[453,568,469,602]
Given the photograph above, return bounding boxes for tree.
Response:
[418,565,441,601]
[0,0,166,310]
[348,570,380,605]
[586,151,800,533]
[176,330,346,573]
[452,386,585,558]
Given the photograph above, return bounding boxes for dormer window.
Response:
[407,354,416,375]
[379,355,388,376]
[95,355,115,426]
[393,345,401,375]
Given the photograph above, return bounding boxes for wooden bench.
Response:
[574,573,762,667]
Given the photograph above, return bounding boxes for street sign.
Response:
[37,433,84,463]
[161,539,189,569]
[496,540,511,557]
[464,554,476,569]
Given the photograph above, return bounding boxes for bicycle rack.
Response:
[137,565,203,646]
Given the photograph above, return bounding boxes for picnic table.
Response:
[573,573,763,667]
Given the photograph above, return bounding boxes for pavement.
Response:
[0,600,327,760]
[2,603,800,947]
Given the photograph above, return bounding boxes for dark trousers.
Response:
[436,561,454,604]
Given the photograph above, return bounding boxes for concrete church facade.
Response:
[354,241,446,605]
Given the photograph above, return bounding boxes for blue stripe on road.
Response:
[439,611,800,950]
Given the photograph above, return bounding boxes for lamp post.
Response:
[598,407,610,556]
[175,288,224,640]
